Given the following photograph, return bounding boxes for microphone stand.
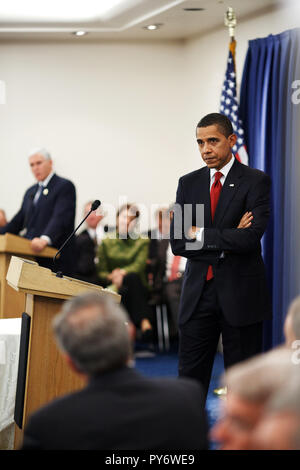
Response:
[53,200,101,278]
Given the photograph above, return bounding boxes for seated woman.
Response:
[97,203,153,341]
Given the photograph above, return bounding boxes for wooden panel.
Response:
[0,253,26,318]
[0,233,56,258]
[23,295,85,424]
[7,256,120,303]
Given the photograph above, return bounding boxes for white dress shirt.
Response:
[39,171,55,245]
[209,154,235,190]
[196,155,235,242]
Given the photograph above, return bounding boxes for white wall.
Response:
[0,40,186,230]
[0,2,298,233]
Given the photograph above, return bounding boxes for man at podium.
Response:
[0,148,76,275]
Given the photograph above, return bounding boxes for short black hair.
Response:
[196,113,234,137]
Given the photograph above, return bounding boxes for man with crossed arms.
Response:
[170,113,272,399]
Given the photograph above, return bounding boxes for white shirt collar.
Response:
[39,171,55,187]
[210,155,235,182]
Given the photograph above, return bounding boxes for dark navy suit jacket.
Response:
[21,367,208,450]
[0,174,76,275]
[170,158,272,327]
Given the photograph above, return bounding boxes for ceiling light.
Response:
[0,0,131,22]
[143,23,163,31]
[73,31,88,37]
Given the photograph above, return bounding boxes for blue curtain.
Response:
[240,28,300,349]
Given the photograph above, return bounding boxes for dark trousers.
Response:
[178,279,263,399]
[119,273,153,328]
[163,278,182,337]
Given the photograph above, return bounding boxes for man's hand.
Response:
[188,226,201,240]
[30,237,48,252]
[238,211,253,229]
[189,212,253,238]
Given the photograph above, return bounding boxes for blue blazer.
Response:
[170,158,272,327]
[0,174,76,275]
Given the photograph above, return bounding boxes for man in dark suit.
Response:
[21,291,207,450]
[170,113,272,398]
[148,207,186,338]
[75,201,107,285]
[0,148,76,275]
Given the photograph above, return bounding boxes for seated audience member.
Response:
[148,206,186,338]
[0,209,7,227]
[97,203,153,341]
[250,371,300,450]
[75,201,107,284]
[284,295,300,346]
[21,292,208,450]
[211,347,296,450]
[0,148,76,276]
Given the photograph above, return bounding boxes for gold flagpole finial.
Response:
[224,6,236,39]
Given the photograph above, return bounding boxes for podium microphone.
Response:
[53,199,101,278]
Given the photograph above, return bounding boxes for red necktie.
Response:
[169,255,181,281]
[206,171,223,281]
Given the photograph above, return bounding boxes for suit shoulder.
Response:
[178,167,207,185]
[150,376,205,403]
[239,163,270,182]
[53,174,76,189]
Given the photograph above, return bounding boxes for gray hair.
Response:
[28,147,51,160]
[53,292,132,376]
[267,372,300,414]
[287,296,300,340]
[265,371,300,448]
[222,347,296,403]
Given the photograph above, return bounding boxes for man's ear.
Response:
[228,133,237,148]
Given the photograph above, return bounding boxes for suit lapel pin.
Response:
[43,188,49,196]
[229,183,234,187]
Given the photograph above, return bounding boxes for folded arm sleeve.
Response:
[203,173,271,253]
[170,173,271,258]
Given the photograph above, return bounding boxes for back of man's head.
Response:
[53,292,132,376]
[222,347,294,403]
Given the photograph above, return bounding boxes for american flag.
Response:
[220,40,248,165]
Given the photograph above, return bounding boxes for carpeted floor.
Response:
[134,345,224,450]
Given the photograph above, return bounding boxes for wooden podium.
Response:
[6,256,120,449]
[0,233,57,319]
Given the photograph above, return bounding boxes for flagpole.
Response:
[225,7,236,71]
[224,6,236,42]
[214,6,239,399]
[218,5,249,167]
